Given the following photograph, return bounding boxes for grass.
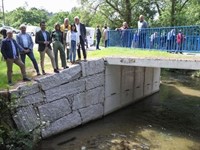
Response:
[88,47,200,60]
[0,51,52,90]
[1,47,200,90]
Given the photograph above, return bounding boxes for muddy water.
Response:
[38,72,200,150]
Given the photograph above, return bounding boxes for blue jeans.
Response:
[70,40,76,62]
[20,51,39,73]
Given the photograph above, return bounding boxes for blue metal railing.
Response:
[107,25,200,53]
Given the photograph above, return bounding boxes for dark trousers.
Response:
[167,39,175,51]
[105,40,108,48]
[138,33,146,48]
[20,51,40,73]
[122,37,129,47]
[176,43,183,53]
[77,36,86,59]
[96,37,101,49]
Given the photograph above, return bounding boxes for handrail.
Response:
[107,25,200,53]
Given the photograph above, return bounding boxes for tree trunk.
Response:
[171,0,176,26]
[125,0,132,26]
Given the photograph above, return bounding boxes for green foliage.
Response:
[0,92,34,150]
[1,0,200,30]
[5,7,49,28]
[46,11,69,31]
[184,0,200,25]
[0,128,34,150]
[79,0,200,28]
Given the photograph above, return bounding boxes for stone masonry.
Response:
[0,58,160,139]
[8,59,105,138]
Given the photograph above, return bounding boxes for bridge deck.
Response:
[105,57,200,70]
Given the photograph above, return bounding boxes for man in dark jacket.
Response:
[96,25,101,50]
[35,21,59,75]
[1,29,30,85]
[74,16,87,61]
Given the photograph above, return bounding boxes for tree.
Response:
[152,0,190,26]
[184,0,200,25]
[5,7,49,28]
[47,11,69,31]
[79,0,159,28]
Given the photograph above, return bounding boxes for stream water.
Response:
[38,71,200,150]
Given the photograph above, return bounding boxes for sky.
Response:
[2,0,80,13]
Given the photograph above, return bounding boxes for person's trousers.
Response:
[96,37,101,49]
[70,40,76,62]
[138,33,146,48]
[39,47,56,70]
[53,41,67,68]
[104,40,108,48]
[6,58,26,82]
[176,43,183,52]
[20,51,40,73]
[63,41,69,60]
[77,36,87,59]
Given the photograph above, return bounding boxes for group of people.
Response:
[143,29,185,53]
[95,24,109,49]
[0,16,87,85]
[114,15,148,48]
[1,14,186,85]
[114,15,185,54]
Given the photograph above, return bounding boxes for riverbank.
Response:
[37,71,200,150]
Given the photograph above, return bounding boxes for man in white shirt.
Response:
[16,24,41,76]
[138,15,148,48]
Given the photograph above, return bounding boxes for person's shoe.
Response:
[98,48,101,50]
[63,66,69,69]
[42,70,46,75]
[37,72,41,76]
[54,69,59,73]
[180,52,183,54]
[8,81,14,86]
[23,77,31,82]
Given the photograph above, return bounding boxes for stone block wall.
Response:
[0,58,160,139]
[9,59,105,138]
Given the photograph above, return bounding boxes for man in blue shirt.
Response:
[1,29,31,85]
[16,24,41,76]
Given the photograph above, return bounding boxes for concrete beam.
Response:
[105,57,200,70]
